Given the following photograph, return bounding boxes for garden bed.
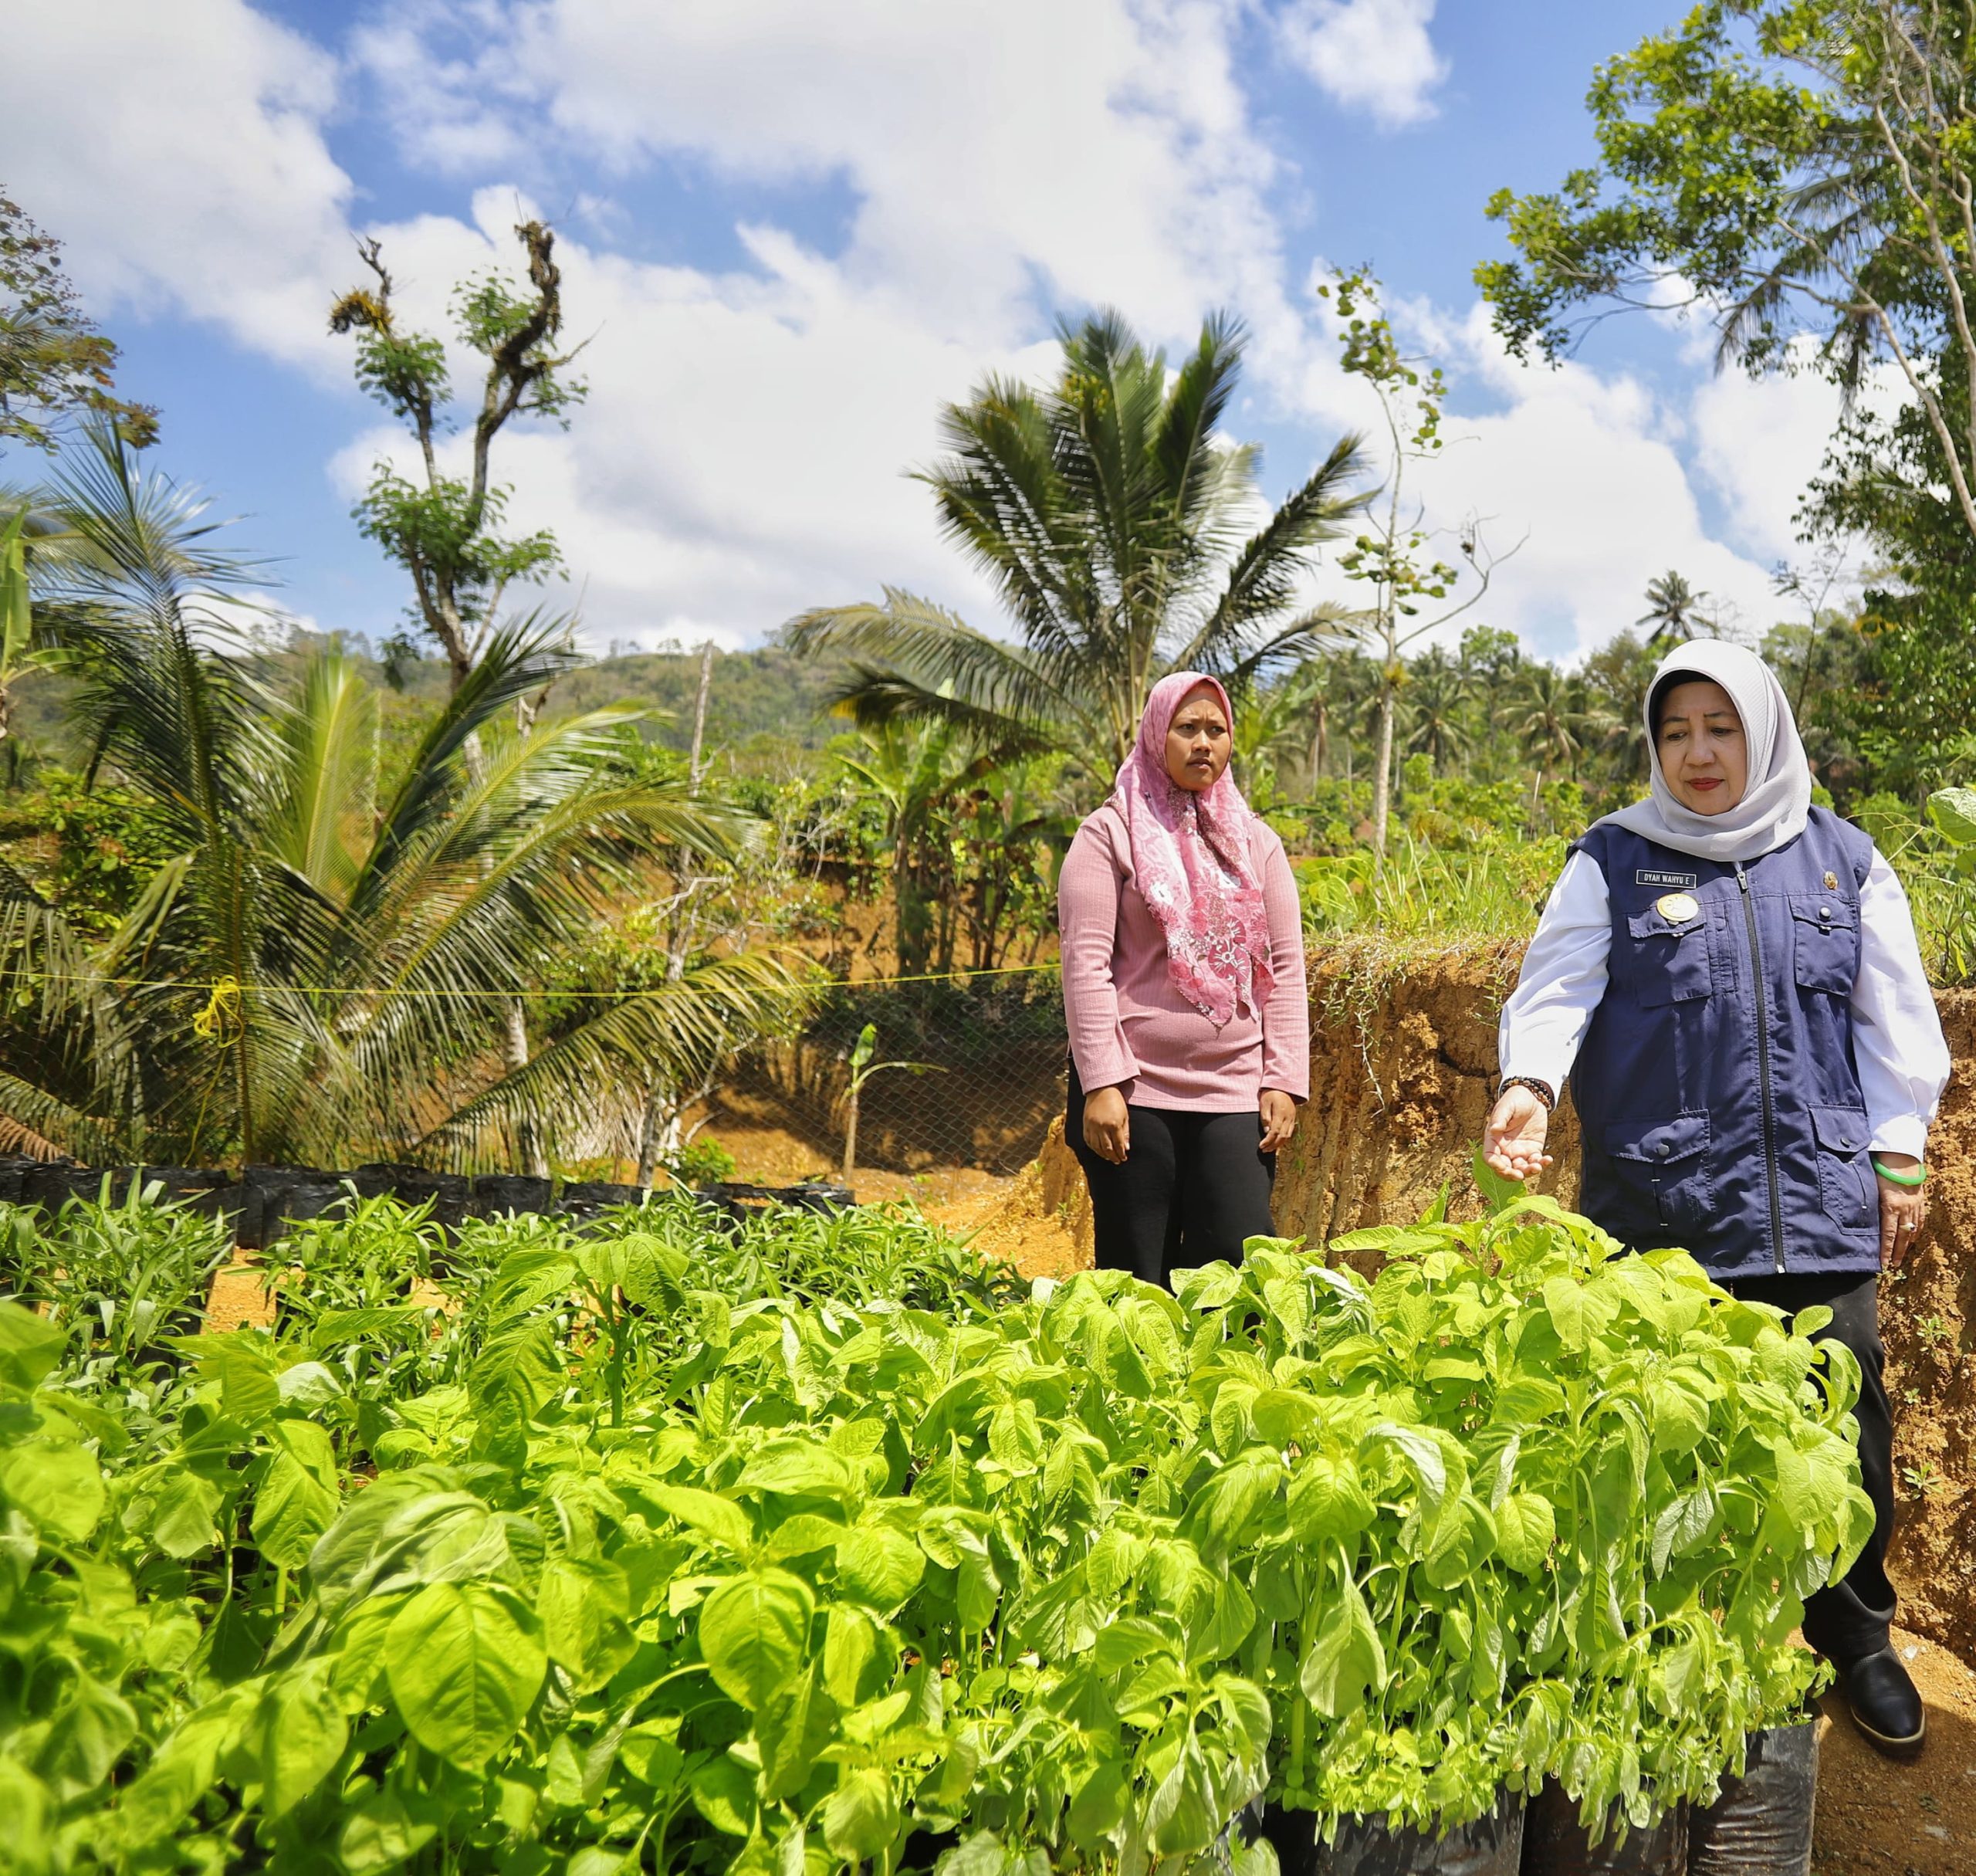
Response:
[0,1171,1873,1871]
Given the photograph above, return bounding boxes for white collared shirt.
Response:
[1498,846,1950,1156]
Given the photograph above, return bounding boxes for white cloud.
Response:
[0,0,354,371]
[486,0,1288,345]
[1279,294,1799,659]
[0,0,1868,667]
[330,191,1057,648]
[316,0,1314,645]
[1277,0,1449,130]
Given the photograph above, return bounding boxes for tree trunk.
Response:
[841,1085,860,1189]
[1370,675,1398,860]
[1308,698,1327,787]
[634,1078,666,1187]
[506,998,547,1176]
[689,638,714,784]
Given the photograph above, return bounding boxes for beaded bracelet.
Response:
[1871,1159,1926,1187]
[1499,1075,1556,1112]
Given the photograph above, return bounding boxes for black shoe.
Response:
[1836,1647,1927,1759]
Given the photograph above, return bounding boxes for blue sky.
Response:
[3,2,1843,662]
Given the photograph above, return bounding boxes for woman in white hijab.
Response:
[1486,641,1949,1762]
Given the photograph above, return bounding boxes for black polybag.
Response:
[1685,1723,1818,1876]
[1520,1779,1685,1874]
[1260,1789,1525,1875]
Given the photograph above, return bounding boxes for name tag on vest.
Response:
[1635,868,1697,889]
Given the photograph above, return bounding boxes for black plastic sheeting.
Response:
[1261,1790,1525,1876]
[0,1154,852,1247]
[1522,1782,1686,1874]
[1687,1725,1817,1876]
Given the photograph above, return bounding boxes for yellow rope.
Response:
[190,975,242,1041]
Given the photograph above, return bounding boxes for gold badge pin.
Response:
[1656,892,1700,923]
[1824,871,1839,890]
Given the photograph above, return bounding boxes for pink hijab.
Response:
[1112,671,1272,1028]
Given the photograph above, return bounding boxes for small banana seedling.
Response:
[837,1021,943,1189]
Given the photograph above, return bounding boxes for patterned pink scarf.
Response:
[1112,671,1272,1028]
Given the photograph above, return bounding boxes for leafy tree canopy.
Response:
[1478,2,1976,553]
[0,189,155,453]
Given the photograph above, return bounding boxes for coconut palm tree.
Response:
[0,428,802,1169]
[1401,658,1476,774]
[1637,570,1715,647]
[788,310,1368,774]
[1497,664,1598,818]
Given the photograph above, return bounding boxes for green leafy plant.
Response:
[0,1179,1869,1873]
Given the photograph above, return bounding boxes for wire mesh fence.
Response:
[693,967,1068,1191]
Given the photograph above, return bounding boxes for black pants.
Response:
[1724,1271,1895,1665]
[1066,1064,1277,1287]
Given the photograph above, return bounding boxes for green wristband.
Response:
[1870,1159,1926,1187]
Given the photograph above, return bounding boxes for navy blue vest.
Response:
[1570,807,1880,1278]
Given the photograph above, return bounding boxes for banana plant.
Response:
[837,1021,942,1188]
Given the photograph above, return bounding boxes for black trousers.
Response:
[1724,1271,1895,1665]
[1066,1063,1277,1287]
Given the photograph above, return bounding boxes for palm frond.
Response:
[418,950,816,1170]
[1176,433,1369,670]
[787,591,1077,740]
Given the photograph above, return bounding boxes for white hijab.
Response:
[1602,641,1812,863]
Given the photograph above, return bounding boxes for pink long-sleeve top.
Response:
[1058,803,1310,1111]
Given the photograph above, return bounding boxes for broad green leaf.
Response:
[225,1662,347,1817]
[1472,1144,1524,1217]
[36,1672,137,1800]
[1286,1454,1374,1543]
[1928,786,1976,845]
[1542,1275,1591,1353]
[139,1468,224,1558]
[697,1568,814,1712]
[107,1687,252,1847]
[823,1767,901,1859]
[539,1553,635,1692]
[252,1418,339,1568]
[1299,1573,1386,1717]
[762,1512,847,1561]
[0,1301,65,1389]
[0,1439,104,1542]
[1145,1733,1216,1855]
[1067,1757,1129,1840]
[1491,1373,1567,1424]
[1650,1486,1717,1574]
[645,1483,754,1555]
[188,1335,282,1422]
[824,1603,885,1708]
[339,1792,441,1874]
[1648,1373,1710,1456]
[836,1522,924,1609]
[1494,1492,1555,1576]
[740,1437,856,1500]
[757,1660,834,1800]
[689,1754,756,1836]
[384,1582,546,1767]
[619,1721,686,1790]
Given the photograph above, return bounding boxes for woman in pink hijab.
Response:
[1057,672,1310,1283]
